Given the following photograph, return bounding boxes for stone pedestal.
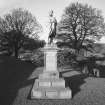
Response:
[31,44,72,99]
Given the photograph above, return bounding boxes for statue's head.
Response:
[49,10,53,17]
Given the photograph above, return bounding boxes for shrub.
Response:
[31,49,44,66]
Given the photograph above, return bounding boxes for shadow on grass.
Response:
[27,77,38,100]
[0,55,36,105]
[64,73,88,97]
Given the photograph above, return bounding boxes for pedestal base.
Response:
[31,76,72,99]
[31,87,72,99]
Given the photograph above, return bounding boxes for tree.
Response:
[23,38,46,51]
[0,8,42,58]
[57,2,105,55]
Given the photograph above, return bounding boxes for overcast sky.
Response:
[0,0,105,42]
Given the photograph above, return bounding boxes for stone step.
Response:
[39,72,59,79]
[31,87,72,99]
[33,86,67,91]
[34,78,65,88]
[37,77,65,81]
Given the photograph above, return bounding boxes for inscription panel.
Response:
[60,90,72,98]
[32,90,42,98]
[46,91,58,98]
[45,51,57,71]
[39,81,51,87]
[52,81,65,87]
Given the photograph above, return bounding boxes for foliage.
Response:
[31,49,44,66]
[0,8,42,58]
[23,38,45,51]
[57,2,105,54]
[57,48,76,67]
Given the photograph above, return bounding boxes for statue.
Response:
[48,10,57,45]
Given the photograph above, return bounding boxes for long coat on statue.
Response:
[48,17,57,44]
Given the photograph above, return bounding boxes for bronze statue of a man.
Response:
[48,10,57,44]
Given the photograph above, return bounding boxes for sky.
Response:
[0,0,105,42]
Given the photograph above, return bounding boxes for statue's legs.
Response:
[48,37,50,44]
[48,36,53,45]
[50,38,53,44]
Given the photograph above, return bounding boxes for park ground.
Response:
[0,55,105,105]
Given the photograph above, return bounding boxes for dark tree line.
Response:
[0,8,43,58]
[57,2,105,55]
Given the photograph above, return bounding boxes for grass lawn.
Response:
[0,55,105,105]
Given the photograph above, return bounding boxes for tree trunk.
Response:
[14,45,19,59]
